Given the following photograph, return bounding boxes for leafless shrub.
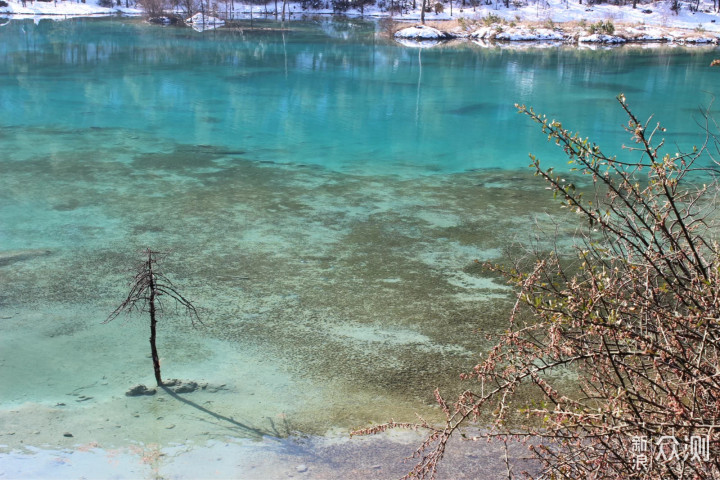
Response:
[353,95,720,479]
[140,0,168,18]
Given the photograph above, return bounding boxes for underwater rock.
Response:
[173,381,199,394]
[296,464,308,473]
[205,383,227,393]
[161,379,226,393]
[126,385,157,397]
[0,249,51,267]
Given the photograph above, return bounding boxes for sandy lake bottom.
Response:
[0,123,570,478]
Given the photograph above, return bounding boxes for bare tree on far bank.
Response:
[140,0,167,17]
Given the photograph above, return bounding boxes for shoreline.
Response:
[3,0,720,34]
[1,427,539,479]
[392,18,720,46]
[2,11,720,48]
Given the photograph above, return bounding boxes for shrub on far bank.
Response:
[588,19,615,34]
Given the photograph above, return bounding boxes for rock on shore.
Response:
[394,24,453,39]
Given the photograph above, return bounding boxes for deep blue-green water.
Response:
[2,18,717,176]
[0,17,718,473]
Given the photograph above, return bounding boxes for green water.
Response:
[0,16,719,466]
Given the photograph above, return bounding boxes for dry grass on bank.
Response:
[387,17,595,36]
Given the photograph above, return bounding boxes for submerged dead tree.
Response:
[106,248,200,386]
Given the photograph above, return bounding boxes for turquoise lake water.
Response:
[1,16,719,476]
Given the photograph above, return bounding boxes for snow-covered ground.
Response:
[1,0,720,36]
[0,0,141,17]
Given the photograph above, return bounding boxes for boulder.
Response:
[470,27,493,39]
[394,25,450,40]
[578,34,626,44]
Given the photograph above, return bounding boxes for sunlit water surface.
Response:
[1,16,719,477]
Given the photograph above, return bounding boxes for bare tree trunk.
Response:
[149,287,162,386]
[421,0,426,23]
[146,258,163,386]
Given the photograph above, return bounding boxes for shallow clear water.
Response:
[1,16,719,476]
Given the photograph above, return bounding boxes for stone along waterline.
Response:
[0,16,719,466]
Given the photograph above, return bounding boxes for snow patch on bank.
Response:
[495,27,565,41]
[394,24,448,39]
[0,0,140,16]
[578,33,627,43]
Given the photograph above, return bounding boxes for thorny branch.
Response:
[352,96,720,479]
